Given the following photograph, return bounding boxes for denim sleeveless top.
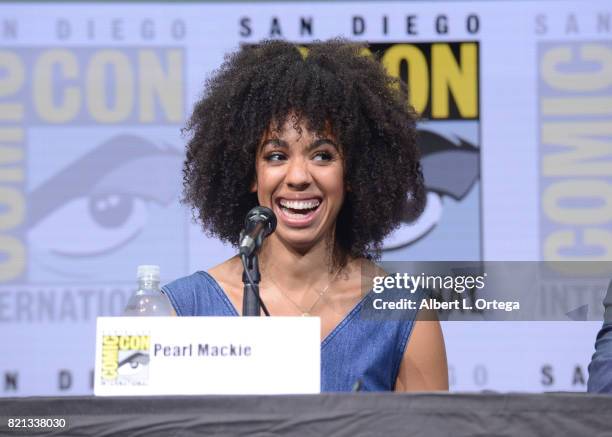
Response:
[162,271,422,392]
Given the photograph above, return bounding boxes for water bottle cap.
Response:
[137,265,160,281]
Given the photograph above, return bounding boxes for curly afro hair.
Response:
[183,39,425,266]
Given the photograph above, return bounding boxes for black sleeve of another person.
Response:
[588,280,612,393]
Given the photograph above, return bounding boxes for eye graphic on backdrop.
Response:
[382,130,480,250]
[30,194,149,257]
[27,135,182,258]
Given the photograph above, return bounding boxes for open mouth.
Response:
[275,198,322,224]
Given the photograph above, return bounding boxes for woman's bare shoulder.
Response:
[208,256,242,287]
[395,309,449,391]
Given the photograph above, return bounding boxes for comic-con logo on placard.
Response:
[0,47,186,284]
[101,334,150,386]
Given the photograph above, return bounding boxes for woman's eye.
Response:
[264,152,286,162]
[313,151,333,161]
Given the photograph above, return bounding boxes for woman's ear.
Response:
[250,178,257,193]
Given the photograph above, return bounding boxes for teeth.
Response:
[279,199,320,210]
[282,209,310,219]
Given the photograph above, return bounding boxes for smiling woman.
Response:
[254,117,345,255]
[163,39,448,392]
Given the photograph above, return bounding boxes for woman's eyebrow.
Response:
[261,138,338,151]
[307,138,338,151]
[261,138,288,149]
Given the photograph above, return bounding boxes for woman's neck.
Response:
[258,235,340,292]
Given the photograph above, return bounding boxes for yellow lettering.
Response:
[297,46,309,59]
[33,50,80,123]
[0,234,25,281]
[583,229,612,259]
[101,336,118,379]
[0,186,24,230]
[541,44,612,92]
[87,50,133,123]
[359,47,374,59]
[382,44,429,114]
[118,336,130,350]
[542,96,612,116]
[545,229,612,261]
[0,128,23,143]
[0,51,24,121]
[431,43,478,118]
[542,121,612,176]
[0,127,24,183]
[0,149,23,183]
[543,180,612,225]
[138,50,183,123]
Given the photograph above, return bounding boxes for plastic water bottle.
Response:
[123,265,174,316]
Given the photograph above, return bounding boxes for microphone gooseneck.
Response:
[240,206,276,316]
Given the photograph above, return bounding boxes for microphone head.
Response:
[245,206,277,237]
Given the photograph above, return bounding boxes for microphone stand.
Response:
[241,253,261,316]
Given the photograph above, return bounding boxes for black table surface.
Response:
[1,392,611,437]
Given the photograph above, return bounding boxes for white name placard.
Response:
[94,316,320,396]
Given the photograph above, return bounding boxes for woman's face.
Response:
[253,117,345,252]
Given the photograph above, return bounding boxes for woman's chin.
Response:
[274,229,328,253]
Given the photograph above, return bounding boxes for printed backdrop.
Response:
[0,0,609,395]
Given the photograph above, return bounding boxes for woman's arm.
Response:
[394,309,449,391]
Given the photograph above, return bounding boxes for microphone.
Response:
[239,206,277,258]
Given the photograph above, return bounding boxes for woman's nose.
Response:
[285,157,312,190]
